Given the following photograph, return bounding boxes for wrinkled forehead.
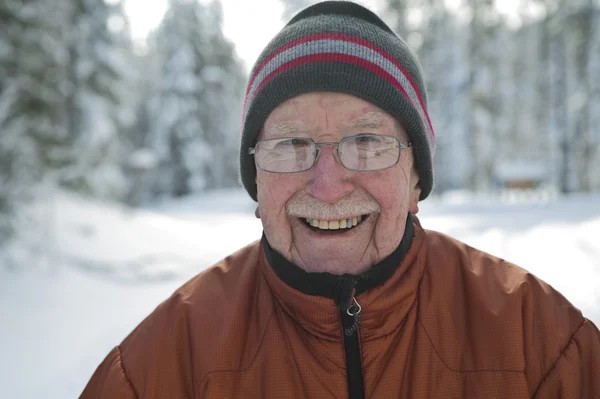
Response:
[259,94,408,140]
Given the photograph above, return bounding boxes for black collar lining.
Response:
[262,214,414,310]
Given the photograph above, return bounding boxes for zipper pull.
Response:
[344,297,361,336]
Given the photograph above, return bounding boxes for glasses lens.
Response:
[340,135,400,171]
[255,138,315,172]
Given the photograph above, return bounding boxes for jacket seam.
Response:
[283,304,344,343]
[116,345,138,398]
[530,318,586,398]
[416,319,524,374]
[196,308,276,390]
[360,301,413,343]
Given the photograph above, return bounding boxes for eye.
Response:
[353,135,386,150]
[354,135,380,144]
[284,138,307,145]
[276,138,311,149]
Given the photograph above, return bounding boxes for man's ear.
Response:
[409,185,421,214]
[255,206,260,219]
[408,167,421,215]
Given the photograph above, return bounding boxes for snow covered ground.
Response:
[1,188,599,398]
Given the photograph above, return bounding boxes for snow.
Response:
[1,188,599,398]
[127,147,159,170]
[494,160,549,181]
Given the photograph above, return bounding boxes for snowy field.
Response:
[1,188,599,398]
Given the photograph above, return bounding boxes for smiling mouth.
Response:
[303,215,369,232]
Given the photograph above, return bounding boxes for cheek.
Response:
[358,170,410,218]
[256,172,303,219]
[373,185,403,216]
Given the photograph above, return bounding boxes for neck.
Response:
[262,214,414,310]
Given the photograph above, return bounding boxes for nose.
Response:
[306,144,354,203]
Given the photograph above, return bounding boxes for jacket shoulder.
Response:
[418,229,584,394]
[116,240,275,396]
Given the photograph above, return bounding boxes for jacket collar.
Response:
[260,215,427,342]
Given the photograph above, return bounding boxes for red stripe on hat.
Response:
[251,53,423,132]
[245,33,434,140]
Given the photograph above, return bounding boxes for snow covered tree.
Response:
[565,5,599,192]
[0,0,127,199]
[120,47,162,205]
[147,0,245,198]
[531,1,600,192]
[381,0,600,193]
[0,0,129,246]
[59,0,128,199]
[0,0,68,245]
[463,0,503,191]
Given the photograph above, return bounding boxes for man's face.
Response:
[256,92,421,275]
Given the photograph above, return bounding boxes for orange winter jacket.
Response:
[81,217,600,398]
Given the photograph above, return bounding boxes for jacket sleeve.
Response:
[532,319,600,398]
[80,346,137,399]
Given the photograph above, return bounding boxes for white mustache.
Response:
[286,193,380,220]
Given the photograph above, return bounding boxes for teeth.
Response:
[305,216,365,230]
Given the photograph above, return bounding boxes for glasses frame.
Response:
[248,134,412,173]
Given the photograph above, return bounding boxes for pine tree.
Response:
[59,0,127,199]
[0,0,127,198]
[0,0,129,246]
[0,0,23,243]
[148,0,245,198]
[196,0,245,190]
[0,0,69,244]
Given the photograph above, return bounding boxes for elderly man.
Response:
[82,1,600,398]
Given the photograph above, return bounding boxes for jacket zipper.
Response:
[341,298,365,399]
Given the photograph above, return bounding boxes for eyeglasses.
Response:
[249,134,411,173]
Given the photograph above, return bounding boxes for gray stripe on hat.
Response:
[244,38,434,153]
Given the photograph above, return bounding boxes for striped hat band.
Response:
[243,33,436,152]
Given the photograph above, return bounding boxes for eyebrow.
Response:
[342,112,386,130]
[264,121,308,136]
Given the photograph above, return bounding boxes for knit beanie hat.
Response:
[240,0,436,201]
